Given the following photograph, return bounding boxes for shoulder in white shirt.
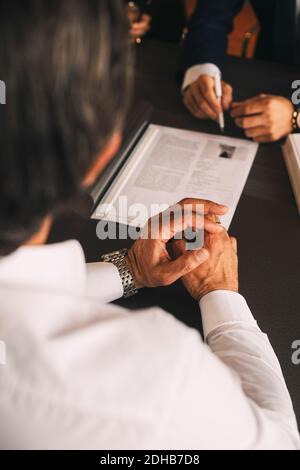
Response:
[0,241,299,450]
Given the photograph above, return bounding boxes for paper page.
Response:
[283,137,300,212]
[92,125,258,229]
[290,135,300,171]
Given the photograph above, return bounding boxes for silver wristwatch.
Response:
[101,248,138,299]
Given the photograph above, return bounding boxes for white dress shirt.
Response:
[0,240,299,450]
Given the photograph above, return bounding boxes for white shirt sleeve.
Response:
[159,291,300,449]
[200,290,257,338]
[182,63,221,92]
[86,262,123,303]
[199,291,299,424]
[201,291,299,448]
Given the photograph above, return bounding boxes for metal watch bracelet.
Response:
[292,107,300,132]
[101,248,138,299]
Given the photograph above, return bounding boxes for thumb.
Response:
[161,248,209,285]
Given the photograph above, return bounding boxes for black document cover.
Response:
[89,101,153,215]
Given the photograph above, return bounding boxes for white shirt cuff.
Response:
[86,262,124,304]
[182,63,222,92]
[199,290,257,340]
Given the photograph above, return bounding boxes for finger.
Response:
[188,88,209,118]
[244,126,269,139]
[231,94,267,108]
[185,81,219,120]
[204,216,225,234]
[131,17,149,25]
[148,200,229,242]
[141,14,151,23]
[183,92,200,117]
[231,100,249,108]
[157,248,210,285]
[130,30,145,37]
[253,134,275,143]
[171,238,186,259]
[178,199,228,216]
[222,82,233,110]
[188,85,218,120]
[131,25,146,33]
[131,21,149,32]
[159,209,222,241]
[188,82,203,106]
[235,114,265,130]
[230,237,238,254]
[199,76,222,115]
[231,102,265,118]
[130,25,148,35]
[231,97,266,118]
[197,98,219,121]
[190,88,207,118]
[131,14,151,26]
[131,23,145,30]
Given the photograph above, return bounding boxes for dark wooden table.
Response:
[49,40,300,427]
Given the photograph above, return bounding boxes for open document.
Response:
[92,125,258,229]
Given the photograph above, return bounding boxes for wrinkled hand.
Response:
[129,14,151,39]
[171,228,239,302]
[126,199,228,289]
[231,94,294,143]
[183,75,233,120]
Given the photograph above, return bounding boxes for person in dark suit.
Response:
[182,0,300,142]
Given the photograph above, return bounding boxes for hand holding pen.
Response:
[183,74,233,131]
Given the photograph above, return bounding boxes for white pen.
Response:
[214,73,225,133]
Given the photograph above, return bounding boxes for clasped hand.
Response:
[126,198,239,301]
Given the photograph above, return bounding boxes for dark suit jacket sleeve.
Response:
[182,0,245,73]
